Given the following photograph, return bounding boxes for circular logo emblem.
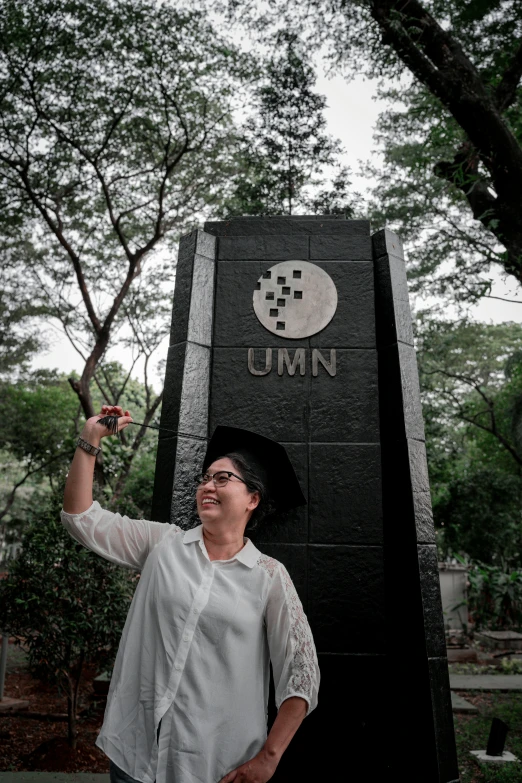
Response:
[253,260,338,339]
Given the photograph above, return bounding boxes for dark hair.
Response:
[220,452,275,531]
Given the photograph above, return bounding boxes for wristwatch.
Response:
[77,437,101,457]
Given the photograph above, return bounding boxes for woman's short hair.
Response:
[221,451,275,531]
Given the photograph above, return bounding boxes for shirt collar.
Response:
[183,524,260,568]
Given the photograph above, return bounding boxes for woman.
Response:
[61,405,320,783]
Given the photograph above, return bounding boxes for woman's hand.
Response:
[218,749,278,783]
[81,404,133,445]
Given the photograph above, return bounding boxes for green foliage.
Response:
[112,444,157,520]
[416,319,522,564]
[228,0,522,299]
[466,559,522,631]
[220,32,353,217]
[0,492,136,744]
[0,370,80,549]
[465,559,522,631]
[436,469,522,565]
[0,268,46,379]
[0,370,79,469]
[0,493,135,679]
[0,0,253,422]
[0,363,159,551]
[365,82,514,302]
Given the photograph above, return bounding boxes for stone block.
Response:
[250,442,308,543]
[171,242,215,346]
[308,262,375,348]
[381,442,432,536]
[309,349,379,442]
[159,344,187,433]
[178,229,216,261]
[374,254,414,348]
[187,255,215,347]
[170,253,192,347]
[413,490,436,543]
[277,651,390,779]
[214,261,307,348]
[205,216,370,236]
[400,344,425,439]
[419,545,447,658]
[428,657,460,781]
[177,342,211,438]
[218,234,308,261]
[309,444,382,544]
[171,435,208,529]
[209,348,310,442]
[310,234,372,260]
[408,439,431,494]
[372,228,404,260]
[378,343,425,442]
[195,230,217,260]
[308,546,385,653]
[151,436,177,522]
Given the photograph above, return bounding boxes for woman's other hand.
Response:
[81,405,133,445]
[218,749,278,783]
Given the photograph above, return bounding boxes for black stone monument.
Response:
[151,216,459,782]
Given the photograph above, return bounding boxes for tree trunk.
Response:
[66,651,84,749]
[67,686,77,749]
[369,0,522,286]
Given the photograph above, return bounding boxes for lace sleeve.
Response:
[263,561,320,716]
[60,500,177,571]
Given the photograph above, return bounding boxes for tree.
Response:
[0,0,251,441]
[220,32,353,216]
[0,364,160,556]
[0,370,79,529]
[230,0,522,296]
[435,468,522,565]
[0,493,136,747]
[418,318,522,473]
[416,318,522,562]
[0,264,46,379]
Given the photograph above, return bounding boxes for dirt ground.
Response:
[0,644,109,772]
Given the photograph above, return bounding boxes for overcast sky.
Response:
[31,71,522,386]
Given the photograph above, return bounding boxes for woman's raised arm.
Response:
[63,404,133,514]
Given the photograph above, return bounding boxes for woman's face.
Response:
[196,457,260,528]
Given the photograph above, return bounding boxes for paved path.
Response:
[450,674,522,691]
[0,776,109,782]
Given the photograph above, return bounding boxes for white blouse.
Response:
[60,502,319,783]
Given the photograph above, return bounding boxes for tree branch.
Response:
[0,453,69,521]
[496,39,522,111]
[109,389,163,504]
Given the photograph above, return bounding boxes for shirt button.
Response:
[193,607,199,614]
[166,690,172,699]
[175,663,182,671]
[183,634,191,642]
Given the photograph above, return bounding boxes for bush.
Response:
[0,492,136,747]
[434,468,522,565]
[466,560,522,632]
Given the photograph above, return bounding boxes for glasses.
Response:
[195,470,247,488]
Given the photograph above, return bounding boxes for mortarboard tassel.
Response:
[96,415,207,441]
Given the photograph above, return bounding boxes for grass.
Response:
[455,692,522,781]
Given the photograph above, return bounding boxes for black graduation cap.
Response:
[202,425,306,512]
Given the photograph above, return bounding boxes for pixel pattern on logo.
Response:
[252,260,338,339]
